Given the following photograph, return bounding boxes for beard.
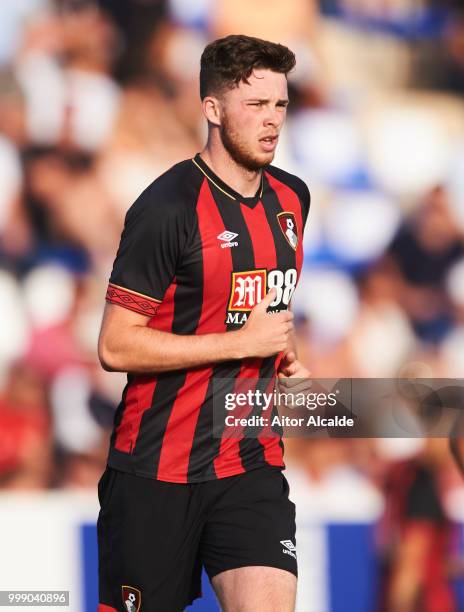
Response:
[220,112,273,172]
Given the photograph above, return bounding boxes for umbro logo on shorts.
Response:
[280,539,297,559]
[217,230,239,249]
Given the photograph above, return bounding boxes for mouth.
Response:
[259,135,278,152]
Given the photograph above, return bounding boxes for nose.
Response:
[263,106,282,129]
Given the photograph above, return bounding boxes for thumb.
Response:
[256,288,276,310]
[280,361,298,377]
[278,351,297,377]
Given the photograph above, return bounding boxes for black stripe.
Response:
[132,181,205,478]
[187,359,242,480]
[238,357,277,470]
[108,374,132,450]
[187,186,265,480]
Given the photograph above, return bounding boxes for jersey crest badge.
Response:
[122,586,141,612]
[277,212,298,250]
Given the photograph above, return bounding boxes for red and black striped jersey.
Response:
[105,153,310,483]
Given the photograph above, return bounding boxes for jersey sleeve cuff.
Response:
[105,283,162,317]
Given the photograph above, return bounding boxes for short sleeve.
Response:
[105,185,190,316]
[298,180,311,228]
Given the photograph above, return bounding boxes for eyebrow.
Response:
[244,98,289,104]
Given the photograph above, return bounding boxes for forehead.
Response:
[230,68,288,99]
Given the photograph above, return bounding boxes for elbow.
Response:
[99,356,116,372]
[98,348,117,372]
[98,336,122,372]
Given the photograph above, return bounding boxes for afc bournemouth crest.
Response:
[277,212,298,250]
[122,586,141,612]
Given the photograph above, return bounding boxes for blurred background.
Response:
[1,0,464,610]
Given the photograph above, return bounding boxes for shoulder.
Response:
[126,158,202,224]
[265,165,310,214]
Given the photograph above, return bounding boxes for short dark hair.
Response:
[200,34,296,100]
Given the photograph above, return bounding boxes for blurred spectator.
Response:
[388,186,464,344]
[0,360,51,489]
[378,440,456,612]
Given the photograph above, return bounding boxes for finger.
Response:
[282,363,298,377]
[256,288,277,310]
[278,310,294,322]
[284,351,297,364]
[280,325,293,338]
[279,374,302,394]
[271,310,293,323]
[284,381,313,393]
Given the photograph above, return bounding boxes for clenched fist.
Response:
[238,288,294,358]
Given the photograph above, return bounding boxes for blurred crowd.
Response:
[0,0,464,607]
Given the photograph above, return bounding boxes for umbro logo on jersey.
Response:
[122,586,141,612]
[217,230,239,249]
[281,539,297,559]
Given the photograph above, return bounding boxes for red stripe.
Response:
[157,180,233,481]
[114,378,139,452]
[213,361,255,478]
[149,281,176,332]
[114,376,160,453]
[98,605,118,612]
[265,172,304,275]
[213,200,282,475]
[114,282,176,453]
[244,201,283,465]
[258,374,284,466]
[157,368,212,482]
[241,200,278,271]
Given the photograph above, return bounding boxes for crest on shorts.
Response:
[277,212,298,251]
[122,586,141,612]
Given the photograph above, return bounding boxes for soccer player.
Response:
[97,34,311,612]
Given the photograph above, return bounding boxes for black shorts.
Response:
[97,466,297,612]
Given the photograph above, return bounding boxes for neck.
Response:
[200,136,262,198]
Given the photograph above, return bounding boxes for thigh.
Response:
[97,467,203,612]
[201,468,297,608]
[212,566,297,612]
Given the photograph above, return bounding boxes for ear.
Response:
[202,96,222,127]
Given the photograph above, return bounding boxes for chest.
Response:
[180,200,303,316]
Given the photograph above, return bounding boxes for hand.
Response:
[277,350,312,398]
[239,288,294,359]
[278,350,311,379]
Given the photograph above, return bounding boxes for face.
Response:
[209,68,289,171]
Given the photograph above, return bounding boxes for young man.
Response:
[97,34,311,612]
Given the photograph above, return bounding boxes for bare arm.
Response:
[450,410,464,477]
[98,288,294,374]
[387,523,433,612]
[277,303,311,379]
